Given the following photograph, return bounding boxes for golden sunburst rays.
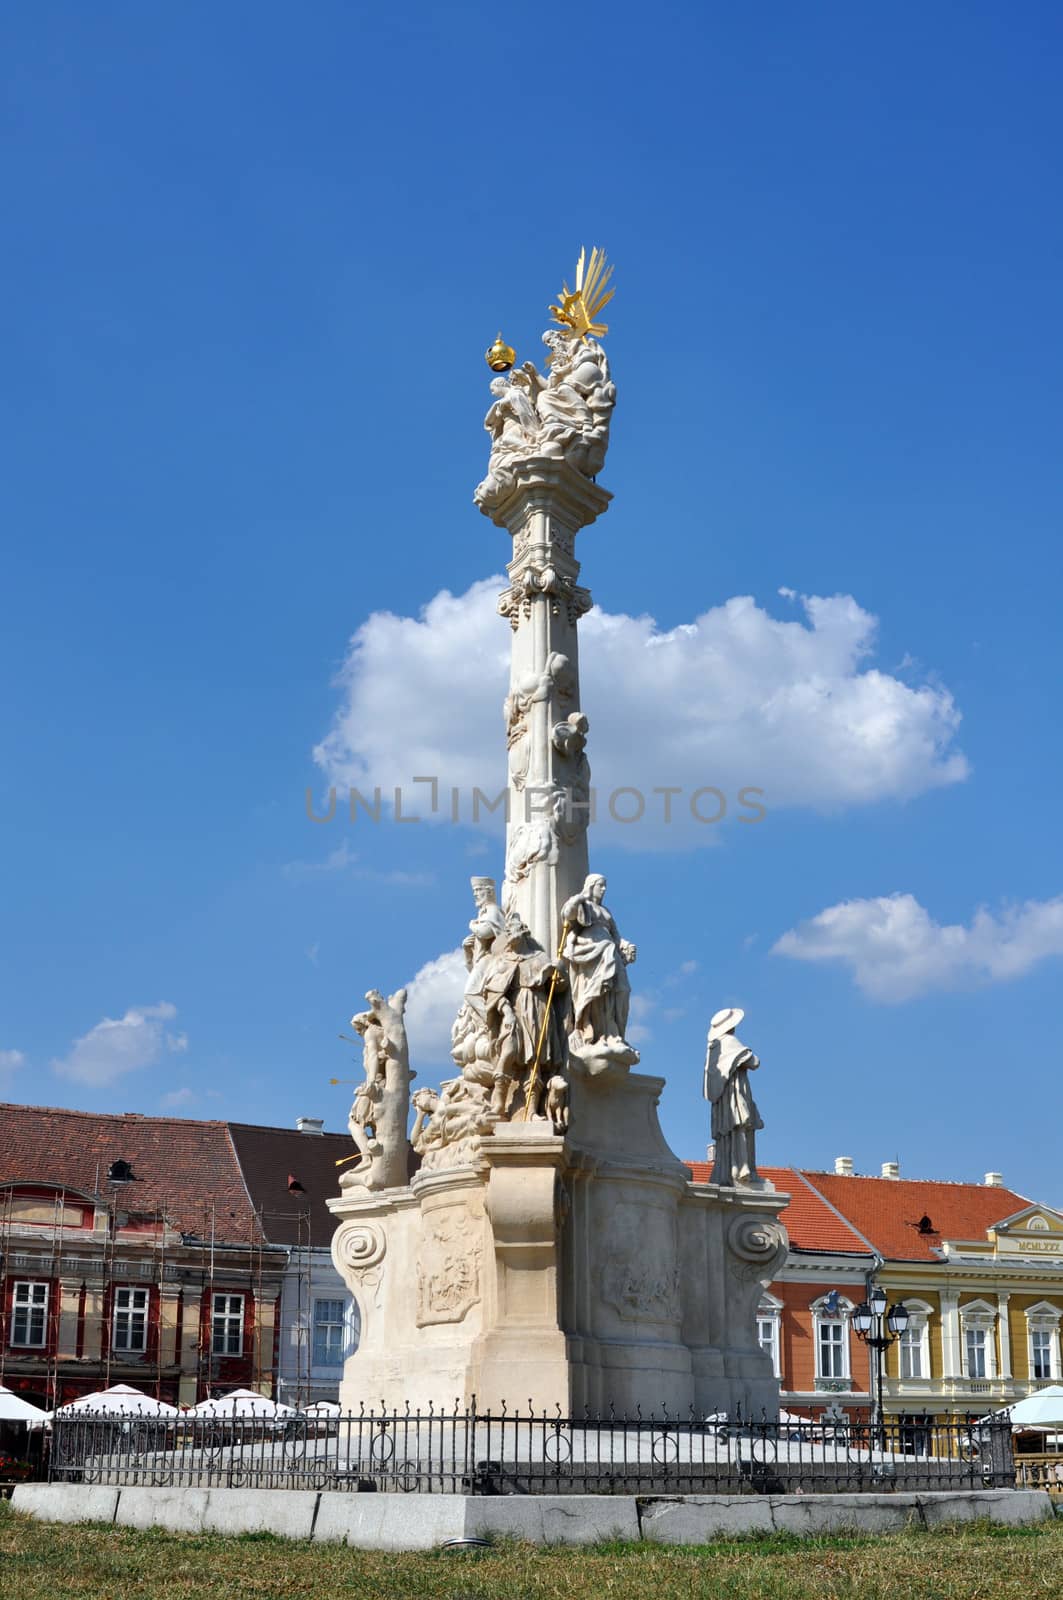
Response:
[549,246,615,339]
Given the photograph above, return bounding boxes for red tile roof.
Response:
[799,1171,1032,1262]
[685,1163,872,1255]
[0,1103,261,1245]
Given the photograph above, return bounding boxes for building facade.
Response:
[689,1156,1063,1423]
[0,1104,355,1409]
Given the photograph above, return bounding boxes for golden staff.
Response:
[523,920,570,1120]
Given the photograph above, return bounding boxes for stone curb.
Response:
[10,1484,1054,1548]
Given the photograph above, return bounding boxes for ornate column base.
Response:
[330,1072,788,1419]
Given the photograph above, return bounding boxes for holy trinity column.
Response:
[475,250,617,958]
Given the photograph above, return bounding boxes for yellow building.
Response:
[797,1164,1063,1419]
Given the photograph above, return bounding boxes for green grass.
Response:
[1,1500,1060,1600]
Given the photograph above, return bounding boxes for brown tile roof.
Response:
[685,1163,873,1255]
[0,1104,364,1251]
[799,1171,1032,1262]
[227,1123,353,1248]
[0,1103,260,1245]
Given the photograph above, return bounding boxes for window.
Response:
[960,1301,997,1380]
[755,1296,782,1379]
[896,1301,932,1381]
[965,1326,987,1379]
[212,1294,244,1356]
[11,1282,48,1348]
[1024,1305,1061,1382]
[313,1299,346,1367]
[1028,1216,1050,1232]
[899,1325,923,1379]
[818,1322,847,1379]
[757,1318,777,1366]
[113,1287,149,1353]
[1031,1329,1053,1381]
[812,1294,852,1385]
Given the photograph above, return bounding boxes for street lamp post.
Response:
[850,1286,910,1450]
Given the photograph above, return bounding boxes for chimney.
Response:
[834,1156,854,1177]
[296,1117,324,1136]
[984,1171,1004,1188]
[881,1161,900,1180]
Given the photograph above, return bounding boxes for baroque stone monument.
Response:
[329,251,788,1416]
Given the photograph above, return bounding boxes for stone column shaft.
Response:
[158,1286,183,1368]
[940,1290,961,1379]
[490,457,610,954]
[997,1293,1012,1379]
[56,1281,81,1360]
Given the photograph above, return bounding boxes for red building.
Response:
[0,1103,350,1410]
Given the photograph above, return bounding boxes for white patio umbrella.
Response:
[49,1384,180,1418]
[0,1384,48,1423]
[189,1388,299,1418]
[990,1385,1063,1430]
[301,1400,341,1417]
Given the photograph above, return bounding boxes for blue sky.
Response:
[2,3,1061,1206]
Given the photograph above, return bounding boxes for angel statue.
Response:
[339,987,413,1192]
[703,1008,765,1188]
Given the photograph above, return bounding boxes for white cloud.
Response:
[314,579,967,849]
[773,892,1063,1002]
[161,1086,196,1108]
[0,1048,25,1086]
[52,1003,185,1087]
[403,949,466,1069]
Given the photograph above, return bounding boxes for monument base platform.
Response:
[329,1070,788,1418]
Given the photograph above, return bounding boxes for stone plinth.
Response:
[330,1070,787,1417]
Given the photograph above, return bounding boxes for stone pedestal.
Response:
[330,1070,787,1417]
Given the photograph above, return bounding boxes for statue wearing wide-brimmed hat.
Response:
[703,1007,765,1188]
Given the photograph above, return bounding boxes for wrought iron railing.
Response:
[47,1405,1015,1496]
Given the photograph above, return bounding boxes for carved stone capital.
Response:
[483,455,613,535]
[725,1212,788,1286]
[333,1219,386,1277]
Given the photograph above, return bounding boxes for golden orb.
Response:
[485,332,515,372]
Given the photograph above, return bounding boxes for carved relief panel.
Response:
[599,1200,682,1325]
[415,1205,483,1327]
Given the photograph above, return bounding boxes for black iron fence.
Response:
[48,1406,1015,1496]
